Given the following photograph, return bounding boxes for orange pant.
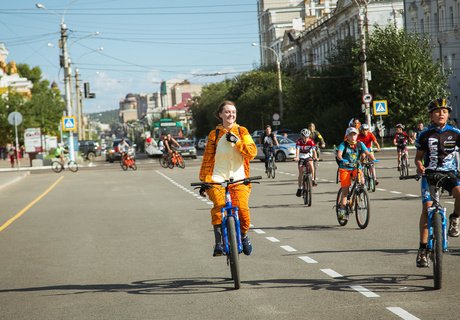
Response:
[206,183,251,234]
[338,168,362,188]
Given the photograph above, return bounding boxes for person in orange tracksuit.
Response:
[199,100,257,257]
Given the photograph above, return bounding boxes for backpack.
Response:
[335,141,363,165]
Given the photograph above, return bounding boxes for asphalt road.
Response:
[0,153,459,320]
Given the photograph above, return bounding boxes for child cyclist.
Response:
[358,123,381,185]
[336,127,376,219]
[393,124,414,171]
[294,128,318,197]
[199,101,257,257]
[414,98,460,268]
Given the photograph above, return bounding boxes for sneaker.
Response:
[296,188,302,197]
[242,235,252,255]
[213,243,223,257]
[312,180,318,187]
[449,214,460,237]
[337,207,347,220]
[375,180,379,186]
[416,248,429,268]
[397,166,401,171]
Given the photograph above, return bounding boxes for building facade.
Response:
[405,0,460,121]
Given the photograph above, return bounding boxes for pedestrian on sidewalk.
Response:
[8,144,16,168]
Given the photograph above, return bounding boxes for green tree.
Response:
[367,25,448,127]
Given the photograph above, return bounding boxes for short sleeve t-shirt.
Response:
[357,132,377,149]
[337,141,366,170]
[296,138,316,159]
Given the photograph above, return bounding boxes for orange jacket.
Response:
[199,124,257,182]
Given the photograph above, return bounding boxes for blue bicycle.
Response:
[191,176,262,289]
[401,173,450,290]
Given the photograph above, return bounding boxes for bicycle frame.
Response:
[426,184,448,252]
[220,182,243,254]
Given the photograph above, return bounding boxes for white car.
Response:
[255,135,296,162]
[177,139,197,159]
[197,138,206,149]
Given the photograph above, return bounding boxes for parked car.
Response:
[197,138,206,150]
[78,140,101,161]
[254,134,296,162]
[176,139,197,159]
[105,139,135,163]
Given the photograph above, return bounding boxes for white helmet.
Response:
[300,128,311,137]
[345,127,359,136]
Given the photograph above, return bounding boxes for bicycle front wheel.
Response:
[159,156,169,168]
[271,157,276,179]
[355,188,370,229]
[432,212,443,290]
[303,174,312,207]
[131,163,137,171]
[227,216,241,290]
[68,161,78,173]
[51,161,63,173]
[177,155,185,169]
[335,188,348,226]
[403,156,409,176]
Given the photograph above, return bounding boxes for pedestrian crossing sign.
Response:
[373,100,388,116]
[62,116,77,131]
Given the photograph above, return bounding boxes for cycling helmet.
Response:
[428,98,452,113]
[361,123,370,130]
[395,123,404,129]
[300,128,311,137]
[345,127,359,136]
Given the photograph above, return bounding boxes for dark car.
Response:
[105,139,135,163]
[78,140,101,161]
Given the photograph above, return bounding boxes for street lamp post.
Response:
[36,2,76,161]
[252,43,284,123]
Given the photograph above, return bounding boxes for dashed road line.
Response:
[266,236,280,243]
[280,245,297,252]
[298,256,318,264]
[387,307,420,320]
[253,229,266,234]
[390,190,402,194]
[321,268,343,278]
[349,285,380,298]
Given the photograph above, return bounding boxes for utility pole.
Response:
[61,22,76,161]
[356,0,372,128]
[75,69,84,140]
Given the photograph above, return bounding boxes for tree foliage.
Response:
[367,25,448,127]
[0,64,65,146]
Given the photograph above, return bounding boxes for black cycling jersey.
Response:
[416,124,460,172]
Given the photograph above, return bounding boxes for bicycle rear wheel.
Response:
[68,161,78,173]
[227,216,240,290]
[51,161,62,173]
[355,188,370,229]
[432,212,443,290]
[368,167,376,192]
[335,188,348,226]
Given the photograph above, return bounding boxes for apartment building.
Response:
[405,0,460,121]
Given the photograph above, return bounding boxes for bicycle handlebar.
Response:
[191,176,262,187]
[399,172,459,182]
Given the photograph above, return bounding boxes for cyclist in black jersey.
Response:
[259,125,279,173]
[414,98,460,267]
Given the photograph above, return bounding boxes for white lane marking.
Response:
[206,201,213,205]
[281,245,297,252]
[266,237,280,243]
[349,285,380,298]
[298,256,318,264]
[253,229,266,234]
[376,188,387,191]
[387,307,420,320]
[390,191,402,194]
[406,194,419,197]
[321,268,343,278]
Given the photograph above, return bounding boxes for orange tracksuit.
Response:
[199,124,257,234]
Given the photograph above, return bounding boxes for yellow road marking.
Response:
[0,176,65,233]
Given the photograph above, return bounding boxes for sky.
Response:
[0,0,262,113]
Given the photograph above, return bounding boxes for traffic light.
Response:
[84,82,90,98]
